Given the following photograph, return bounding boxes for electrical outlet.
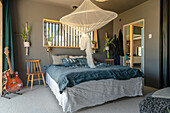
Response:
[149,34,152,39]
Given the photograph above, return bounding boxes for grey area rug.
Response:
[0,85,157,113]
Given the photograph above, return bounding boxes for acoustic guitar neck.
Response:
[6,55,14,74]
[4,47,14,74]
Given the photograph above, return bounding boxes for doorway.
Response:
[123,19,144,72]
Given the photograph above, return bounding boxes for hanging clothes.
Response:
[110,29,124,65]
[110,35,120,65]
[114,36,120,65]
[118,29,124,56]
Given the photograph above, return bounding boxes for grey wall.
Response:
[11,0,113,85]
[113,0,160,88]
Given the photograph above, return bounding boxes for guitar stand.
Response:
[1,90,22,99]
[1,91,11,99]
[14,92,22,95]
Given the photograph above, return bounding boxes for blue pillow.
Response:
[62,58,79,67]
[76,58,88,66]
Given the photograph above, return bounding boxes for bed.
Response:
[44,58,144,113]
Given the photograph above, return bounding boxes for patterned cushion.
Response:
[76,58,88,66]
[62,58,79,67]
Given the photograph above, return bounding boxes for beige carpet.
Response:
[0,85,157,113]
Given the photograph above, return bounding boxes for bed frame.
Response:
[46,73,143,113]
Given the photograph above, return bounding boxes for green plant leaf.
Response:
[103,46,106,52]
[92,40,96,44]
[22,24,26,36]
[26,26,29,42]
[19,33,25,40]
[27,26,29,33]
[111,42,116,47]
[107,50,109,59]
[18,23,30,42]
[48,28,55,42]
[167,108,170,113]
[109,37,115,43]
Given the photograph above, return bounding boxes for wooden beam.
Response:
[123,26,127,66]
[142,20,145,73]
[123,19,144,27]
[130,25,134,68]
[133,23,143,28]
[0,2,3,95]
[94,30,98,49]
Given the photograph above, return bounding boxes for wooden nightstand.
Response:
[105,59,114,65]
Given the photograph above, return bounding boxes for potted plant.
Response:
[103,32,116,59]
[19,22,30,47]
[19,22,30,56]
[91,40,96,48]
[47,28,55,46]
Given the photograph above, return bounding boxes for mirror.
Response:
[123,19,144,72]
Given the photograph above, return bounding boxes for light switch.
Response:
[149,34,152,39]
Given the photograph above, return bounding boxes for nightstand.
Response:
[105,59,114,65]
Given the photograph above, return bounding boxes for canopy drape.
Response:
[60,0,118,68]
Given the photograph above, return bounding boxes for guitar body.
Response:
[5,70,23,93]
[4,47,23,93]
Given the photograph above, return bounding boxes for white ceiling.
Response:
[30,0,148,14]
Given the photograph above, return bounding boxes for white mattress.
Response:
[46,73,143,113]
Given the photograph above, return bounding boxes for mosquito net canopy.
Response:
[60,0,118,68]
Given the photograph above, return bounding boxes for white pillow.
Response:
[52,55,68,65]
[152,87,170,99]
[69,55,85,59]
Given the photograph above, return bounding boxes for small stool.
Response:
[26,60,46,90]
[105,59,114,65]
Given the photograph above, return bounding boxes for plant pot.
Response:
[92,44,95,48]
[106,46,109,50]
[24,42,30,47]
[48,41,52,46]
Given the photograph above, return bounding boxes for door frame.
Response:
[123,19,145,72]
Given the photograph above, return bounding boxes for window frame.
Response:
[43,19,98,49]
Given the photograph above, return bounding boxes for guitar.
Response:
[4,47,23,93]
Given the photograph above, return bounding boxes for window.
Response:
[43,19,98,48]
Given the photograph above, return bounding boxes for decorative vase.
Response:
[24,42,30,47]
[24,42,30,56]
[48,41,52,46]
